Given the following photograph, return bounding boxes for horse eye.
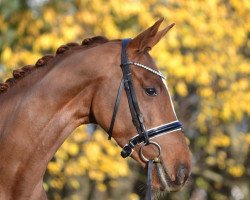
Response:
[144,87,157,96]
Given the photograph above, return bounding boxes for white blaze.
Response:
[161,77,178,119]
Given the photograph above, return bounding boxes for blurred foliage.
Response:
[44,126,132,200]
[0,0,250,199]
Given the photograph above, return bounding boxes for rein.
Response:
[108,39,183,199]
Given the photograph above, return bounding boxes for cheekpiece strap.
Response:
[146,159,153,200]
[120,39,148,142]
[121,38,131,65]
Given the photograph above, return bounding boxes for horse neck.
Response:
[0,49,93,138]
[0,42,120,197]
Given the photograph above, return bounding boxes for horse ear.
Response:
[150,23,175,48]
[128,18,175,52]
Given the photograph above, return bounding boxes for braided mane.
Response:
[0,36,109,94]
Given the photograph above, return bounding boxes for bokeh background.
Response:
[0,0,249,199]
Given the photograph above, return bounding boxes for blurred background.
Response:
[0,0,249,199]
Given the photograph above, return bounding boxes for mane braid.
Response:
[0,36,109,94]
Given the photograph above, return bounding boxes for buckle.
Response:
[121,144,133,158]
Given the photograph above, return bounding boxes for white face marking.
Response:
[161,77,178,119]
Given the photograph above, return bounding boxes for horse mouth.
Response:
[155,162,185,192]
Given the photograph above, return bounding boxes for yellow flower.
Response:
[49,178,64,190]
[55,149,68,161]
[206,156,216,166]
[197,71,211,85]
[210,134,231,148]
[68,143,79,156]
[129,193,140,200]
[73,132,88,142]
[94,130,106,141]
[245,133,250,144]
[176,81,188,96]
[69,178,80,189]
[227,164,245,177]
[199,87,213,98]
[78,156,89,169]
[44,8,56,23]
[97,183,107,192]
[47,162,63,174]
[89,170,105,181]
[83,142,101,162]
[1,47,12,63]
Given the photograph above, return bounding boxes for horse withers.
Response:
[0,18,191,199]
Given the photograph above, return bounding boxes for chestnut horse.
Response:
[0,18,191,200]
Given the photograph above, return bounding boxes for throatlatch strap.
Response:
[108,79,124,140]
[146,159,153,200]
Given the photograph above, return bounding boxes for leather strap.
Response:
[120,39,149,144]
[146,159,153,200]
[108,38,148,141]
[108,79,124,140]
[121,121,182,158]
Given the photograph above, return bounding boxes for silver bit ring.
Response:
[139,141,161,163]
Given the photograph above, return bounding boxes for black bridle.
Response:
[108,39,183,199]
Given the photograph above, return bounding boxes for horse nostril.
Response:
[177,165,189,185]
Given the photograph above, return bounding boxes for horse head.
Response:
[91,18,192,192]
